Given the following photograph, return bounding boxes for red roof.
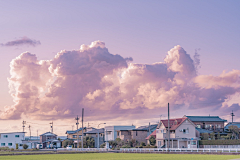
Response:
[146,130,156,140]
[160,118,187,131]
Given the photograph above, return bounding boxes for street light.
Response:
[97,123,106,148]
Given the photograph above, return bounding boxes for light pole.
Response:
[97,123,106,148]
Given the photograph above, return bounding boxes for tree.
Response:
[62,139,74,148]
[16,143,18,150]
[23,144,28,149]
[210,132,215,140]
[149,136,156,146]
[217,132,221,140]
[228,126,239,140]
[78,136,95,148]
[202,133,209,140]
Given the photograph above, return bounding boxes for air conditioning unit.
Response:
[179,129,183,132]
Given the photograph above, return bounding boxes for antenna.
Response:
[231,110,235,123]
[50,121,53,133]
[22,120,26,132]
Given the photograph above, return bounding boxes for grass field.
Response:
[0,153,240,160]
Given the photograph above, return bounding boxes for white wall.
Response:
[104,126,135,141]
[0,132,25,149]
[175,119,196,139]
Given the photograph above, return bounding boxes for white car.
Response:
[66,145,73,149]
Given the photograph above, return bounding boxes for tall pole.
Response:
[168,103,170,151]
[28,125,31,140]
[81,108,84,149]
[22,120,26,132]
[75,115,79,148]
[231,110,235,123]
[50,121,53,133]
[148,122,150,136]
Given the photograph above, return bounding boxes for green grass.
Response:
[0,153,239,160]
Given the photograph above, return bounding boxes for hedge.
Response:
[199,140,240,145]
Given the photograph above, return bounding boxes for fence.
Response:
[120,148,240,153]
[201,145,240,148]
[57,148,107,152]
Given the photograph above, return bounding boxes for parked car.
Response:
[66,145,72,149]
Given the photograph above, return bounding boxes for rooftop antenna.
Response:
[231,110,235,123]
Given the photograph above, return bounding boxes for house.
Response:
[84,128,104,148]
[22,136,40,149]
[116,124,158,144]
[66,127,87,140]
[0,132,25,149]
[146,130,156,145]
[104,126,135,148]
[156,117,199,148]
[185,116,227,132]
[195,128,213,139]
[40,132,57,148]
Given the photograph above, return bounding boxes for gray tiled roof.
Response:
[224,122,240,130]
[66,127,86,134]
[196,128,213,133]
[84,128,104,134]
[133,124,158,131]
[186,116,227,122]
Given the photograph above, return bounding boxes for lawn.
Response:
[0,153,240,160]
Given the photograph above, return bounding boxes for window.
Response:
[158,141,161,147]
[183,129,186,134]
[15,135,20,138]
[73,135,77,138]
[197,125,201,128]
[19,144,23,146]
[8,143,12,146]
[188,141,190,144]
[117,132,120,136]
[1,143,5,146]
[3,135,8,138]
[191,141,196,145]
[136,131,138,136]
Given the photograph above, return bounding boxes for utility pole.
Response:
[22,120,26,132]
[28,125,31,140]
[75,115,79,148]
[50,121,53,133]
[148,122,150,136]
[37,130,38,140]
[231,110,235,123]
[168,103,170,152]
[81,108,84,149]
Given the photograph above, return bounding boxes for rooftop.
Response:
[85,128,104,134]
[158,118,188,131]
[146,130,156,140]
[196,128,213,133]
[40,132,57,136]
[224,122,240,130]
[133,124,158,131]
[186,116,227,122]
[66,127,86,134]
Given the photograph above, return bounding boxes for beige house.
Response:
[156,117,199,148]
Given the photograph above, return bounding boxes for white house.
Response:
[156,117,199,148]
[104,126,135,148]
[0,132,25,149]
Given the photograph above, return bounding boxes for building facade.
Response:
[0,132,25,149]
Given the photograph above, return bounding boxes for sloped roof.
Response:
[133,124,158,131]
[66,127,86,134]
[84,128,104,134]
[146,130,156,140]
[159,118,188,131]
[224,122,240,130]
[186,116,227,122]
[40,132,57,136]
[196,128,213,133]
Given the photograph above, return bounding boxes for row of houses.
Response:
[0,115,238,149]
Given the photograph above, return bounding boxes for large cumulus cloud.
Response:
[1,41,240,121]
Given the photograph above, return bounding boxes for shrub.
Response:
[199,140,240,145]
[10,148,14,151]
[100,143,105,148]
[23,144,28,149]
[149,136,156,146]
[16,143,18,150]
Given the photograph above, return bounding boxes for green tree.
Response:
[210,132,215,140]
[229,126,239,140]
[23,144,28,149]
[202,133,209,140]
[62,139,74,148]
[217,132,221,140]
[78,136,95,148]
[15,143,18,149]
[149,136,156,146]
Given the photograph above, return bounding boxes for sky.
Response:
[0,0,240,136]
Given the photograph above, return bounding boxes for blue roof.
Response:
[224,122,240,130]
[66,127,86,134]
[196,128,213,133]
[186,116,227,122]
